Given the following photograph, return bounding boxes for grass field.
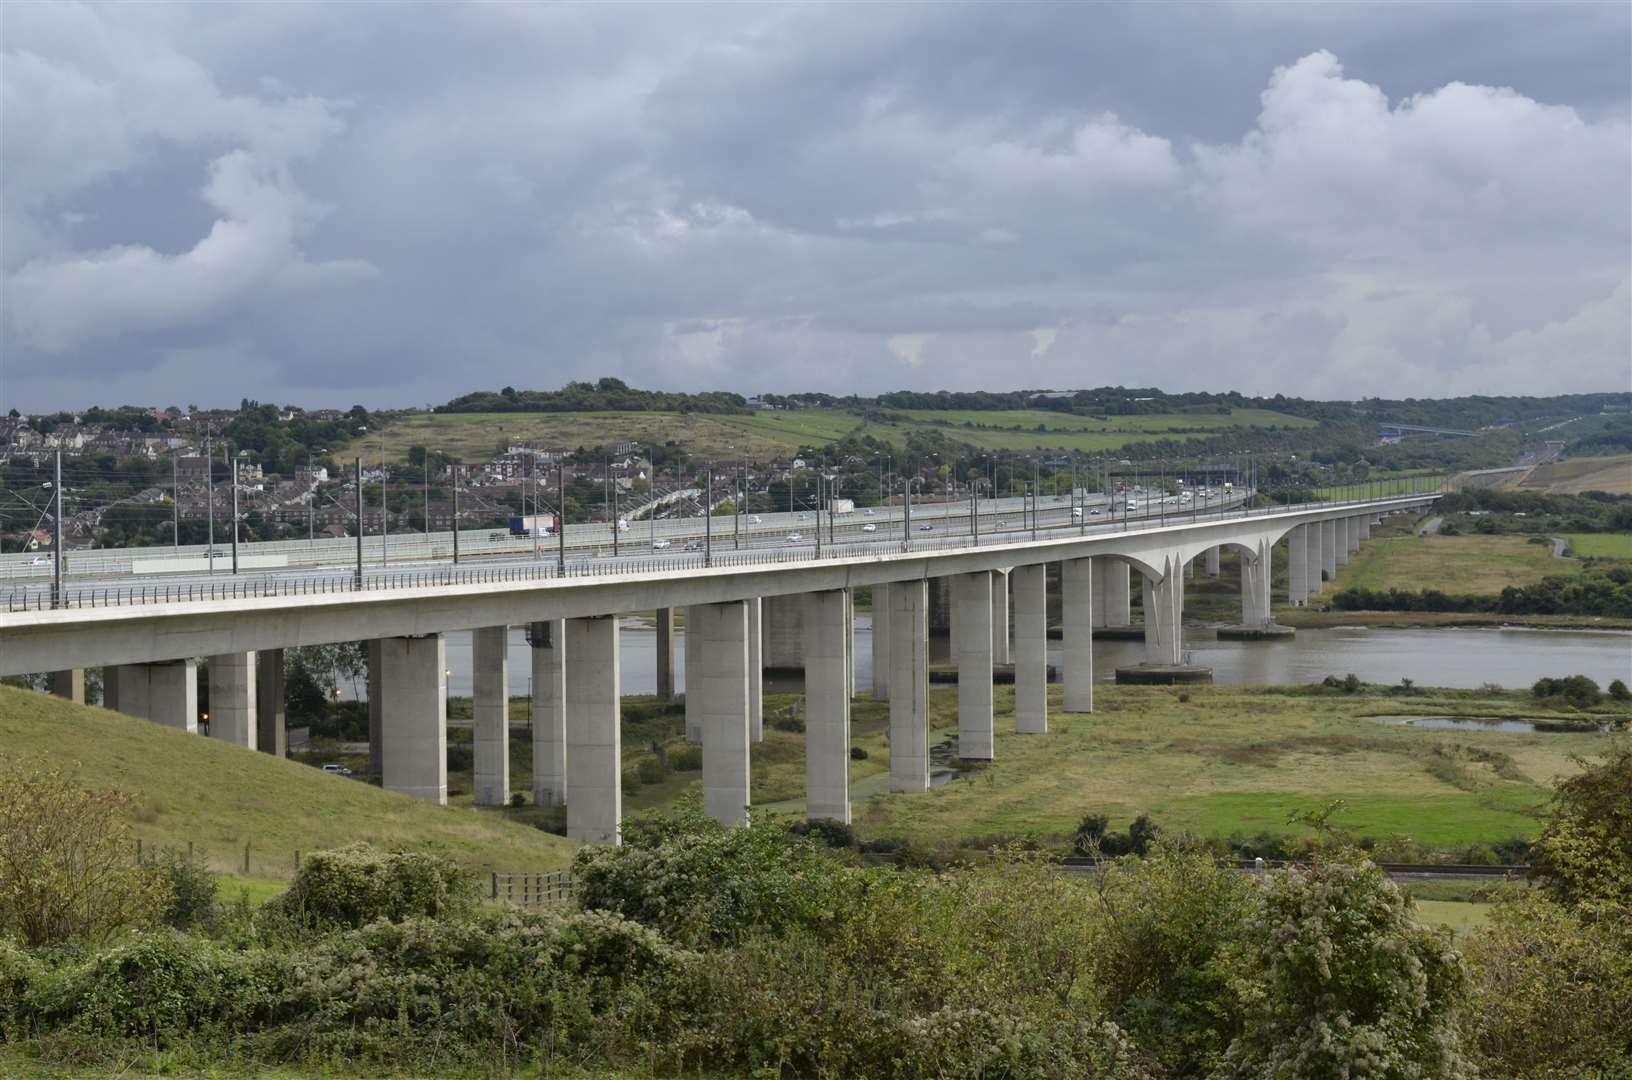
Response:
[1518,454,1632,495]
[0,686,576,882]
[1330,531,1577,596]
[1563,532,1632,559]
[351,406,1318,464]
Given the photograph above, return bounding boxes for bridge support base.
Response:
[804,589,851,823]
[692,601,751,828]
[888,581,930,793]
[1115,664,1213,686]
[565,616,621,845]
[530,620,566,808]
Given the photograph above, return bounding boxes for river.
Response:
[427,622,1630,699]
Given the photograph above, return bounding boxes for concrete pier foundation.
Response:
[565,616,621,844]
[888,581,930,793]
[871,583,892,701]
[655,608,676,701]
[804,589,851,823]
[50,669,85,704]
[691,601,752,827]
[1061,557,1094,715]
[951,571,994,760]
[1012,563,1049,731]
[207,652,256,748]
[113,660,198,731]
[472,626,510,807]
[256,649,286,756]
[530,619,566,807]
[1143,562,1184,666]
[1288,525,1310,607]
[991,569,1011,666]
[379,635,447,805]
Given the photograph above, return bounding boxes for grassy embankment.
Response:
[1563,532,1632,559]
[1273,514,1632,629]
[345,406,1318,464]
[1517,453,1632,495]
[0,686,577,898]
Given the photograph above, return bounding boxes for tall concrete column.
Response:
[367,639,384,781]
[1307,522,1325,595]
[747,597,764,742]
[1241,540,1272,626]
[655,608,676,701]
[761,594,803,671]
[927,576,952,634]
[114,660,198,731]
[888,580,930,793]
[379,635,447,804]
[1335,518,1351,567]
[804,589,851,823]
[101,666,120,712]
[845,589,857,698]
[689,601,751,827]
[256,649,286,756]
[871,583,892,701]
[207,652,257,749]
[991,569,1011,666]
[1347,517,1362,554]
[566,616,621,844]
[530,620,566,807]
[1288,526,1310,607]
[472,626,510,807]
[951,571,994,760]
[1090,561,1109,628]
[50,669,85,704]
[1185,558,1196,581]
[1012,564,1049,731]
[1143,561,1185,666]
[1205,546,1221,576]
[1061,557,1093,714]
[1359,516,1372,541]
[1321,519,1338,582]
[1103,560,1132,626]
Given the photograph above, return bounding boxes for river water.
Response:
[430,622,1630,699]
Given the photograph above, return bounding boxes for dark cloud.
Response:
[2,1,1627,410]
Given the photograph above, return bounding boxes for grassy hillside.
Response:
[1518,454,1632,495]
[348,405,1318,464]
[0,686,576,884]
[1331,531,1576,596]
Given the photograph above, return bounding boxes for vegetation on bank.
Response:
[2,744,1629,1078]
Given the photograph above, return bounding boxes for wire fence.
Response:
[3,489,1438,612]
[491,871,576,906]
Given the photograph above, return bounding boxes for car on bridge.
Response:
[652,540,671,550]
[786,532,802,543]
[918,523,933,531]
[862,523,877,532]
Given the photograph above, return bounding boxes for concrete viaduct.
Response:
[0,494,1432,845]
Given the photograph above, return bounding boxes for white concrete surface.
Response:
[691,601,751,827]
[472,626,509,806]
[888,581,930,793]
[115,659,198,731]
[379,635,447,805]
[1288,525,1309,607]
[952,571,994,760]
[1143,560,1185,666]
[207,651,256,748]
[1012,563,1049,731]
[803,589,851,823]
[1061,557,1093,715]
[565,616,621,844]
[871,583,891,702]
[746,597,763,743]
[991,569,1011,666]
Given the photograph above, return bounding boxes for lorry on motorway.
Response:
[508,514,559,536]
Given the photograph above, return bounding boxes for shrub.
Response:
[509,791,526,808]
[849,745,868,760]
[1609,678,1631,702]
[0,770,169,947]
[1533,674,1603,707]
[668,744,703,771]
[269,844,476,931]
[445,744,474,772]
[1215,856,1473,1078]
[788,818,856,850]
[1529,743,1632,911]
[153,847,218,931]
[635,758,669,785]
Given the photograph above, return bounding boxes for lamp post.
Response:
[353,457,364,590]
[205,428,216,575]
[51,452,62,609]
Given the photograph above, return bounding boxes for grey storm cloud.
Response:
[2,1,1628,410]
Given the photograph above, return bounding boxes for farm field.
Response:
[1562,532,1632,559]
[352,405,1321,464]
[0,686,576,884]
[1518,454,1632,494]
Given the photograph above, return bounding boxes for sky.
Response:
[2,1,1629,412]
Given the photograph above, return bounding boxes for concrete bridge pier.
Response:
[1288,525,1310,607]
[991,569,1011,666]
[111,659,198,731]
[952,572,995,760]
[207,652,256,749]
[565,616,621,844]
[1241,540,1273,626]
[804,589,851,823]
[845,589,857,698]
[529,620,566,807]
[1335,518,1351,568]
[888,580,930,793]
[1359,516,1373,541]
[871,583,891,701]
[50,669,85,704]
[1205,546,1221,577]
[256,649,285,757]
[761,594,803,673]
[1061,557,1094,715]
[655,608,676,701]
[1306,522,1325,596]
[928,576,952,635]
[379,635,447,805]
[1092,559,1133,630]
[1320,520,1339,585]
[472,627,510,807]
[367,640,383,781]
[1347,517,1362,555]
[747,597,764,742]
[1012,563,1049,732]
[690,601,751,828]
[1142,563,1185,666]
